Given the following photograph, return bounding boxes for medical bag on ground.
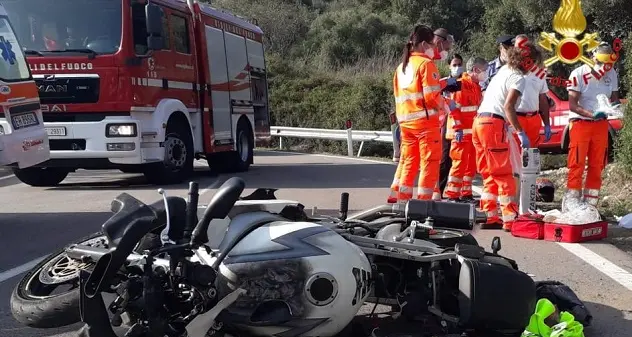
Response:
[543,221,608,243]
[511,214,545,240]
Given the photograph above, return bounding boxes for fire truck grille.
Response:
[36,77,99,104]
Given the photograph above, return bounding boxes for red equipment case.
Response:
[543,221,609,243]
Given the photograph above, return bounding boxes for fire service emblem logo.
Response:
[538,0,601,67]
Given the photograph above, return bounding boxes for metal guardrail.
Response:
[270,126,394,157]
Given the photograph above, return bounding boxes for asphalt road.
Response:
[0,150,631,337]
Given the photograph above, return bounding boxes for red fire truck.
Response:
[3,0,271,186]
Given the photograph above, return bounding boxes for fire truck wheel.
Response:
[12,167,69,187]
[144,120,194,184]
[209,119,253,173]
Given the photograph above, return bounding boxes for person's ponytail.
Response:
[402,41,412,74]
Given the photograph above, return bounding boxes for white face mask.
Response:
[440,50,449,61]
[477,69,489,83]
[424,46,435,59]
[450,66,464,77]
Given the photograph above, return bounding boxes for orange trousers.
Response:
[566,119,609,206]
[389,126,442,201]
[472,115,519,226]
[515,113,543,147]
[445,137,476,199]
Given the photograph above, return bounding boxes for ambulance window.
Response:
[0,17,31,81]
[171,15,190,54]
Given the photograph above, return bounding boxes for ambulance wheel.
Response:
[13,167,69,187]
[209,118,253,173]
[144,118,194,184]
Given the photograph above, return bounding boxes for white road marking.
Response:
[557,242,632,291]
[0,175,222,284]
[0,174,16,181]
[261,150,632,290]
[0,256,46,283]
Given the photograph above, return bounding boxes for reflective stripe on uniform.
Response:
[460,105,478,112]
[423,85,441,94]
[397,109,439,122]
[448,176,462,183]
[463,176,473,182]
[499,195,515,204]
[481,192,497,200]
[502,213,517,222]
[400,185,413,193]
[431,192,441,200]
[584,189,599,197]
[395,92,424,104]
[418,187,433,195]
[446,186,461,192]
[461,129,472,134]
[461,185,472,191]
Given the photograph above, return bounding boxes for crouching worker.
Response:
[389,24,444,201]
[445,57,488,203]
[565,43,620,206]
[472,44,540,230]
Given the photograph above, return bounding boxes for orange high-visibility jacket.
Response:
[393,52,443,129]
[446,73,482,139]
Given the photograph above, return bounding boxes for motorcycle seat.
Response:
[217,211,285,257]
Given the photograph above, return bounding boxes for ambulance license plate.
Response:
[11,112,39,130]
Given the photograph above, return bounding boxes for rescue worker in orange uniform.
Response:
[445,57,488,203]
[391,25,446,201]
[565,44,620,206]
[473,44,541,230]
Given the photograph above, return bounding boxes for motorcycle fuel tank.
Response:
[215,219,371,337]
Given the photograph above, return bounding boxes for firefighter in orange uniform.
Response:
[472,44,541,231]
[565,44,620,206]
[444,57,489,203]
[391,25,446,201]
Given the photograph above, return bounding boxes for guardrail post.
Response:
[345,120,353,157]
[279,137,283,150]
[357,141,364,157]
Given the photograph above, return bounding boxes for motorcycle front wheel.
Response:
[10,232,107,328]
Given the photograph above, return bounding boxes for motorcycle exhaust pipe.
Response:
[65,245,170,268]
[345,203,406,222]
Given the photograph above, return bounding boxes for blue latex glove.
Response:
[517,131,530,148]
[455,129,463,142]
[446,77,458,87]
[544,125,552,142]
[448,100,457,111]
[593,111,607,120]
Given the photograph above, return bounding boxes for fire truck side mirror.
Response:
[146,3,165,51]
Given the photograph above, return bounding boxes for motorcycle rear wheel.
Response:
[10,232,107,328]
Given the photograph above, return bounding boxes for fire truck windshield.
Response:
[2,0,122,55]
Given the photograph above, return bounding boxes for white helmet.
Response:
[215,218,372,336]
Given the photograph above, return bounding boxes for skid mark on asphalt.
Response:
[261,150,632,290]
[0,176,224,284]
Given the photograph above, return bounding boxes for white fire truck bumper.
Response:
[45,116,163,165]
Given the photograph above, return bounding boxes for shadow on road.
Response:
[44,167,216,191]
[584,301,632,337]
[0,212,111,269]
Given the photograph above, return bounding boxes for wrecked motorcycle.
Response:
[11,177,537,336]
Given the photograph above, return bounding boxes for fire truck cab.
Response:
[0,3,50,171]
[4,0,270,186]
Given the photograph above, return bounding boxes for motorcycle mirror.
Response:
[491,236,501,254]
